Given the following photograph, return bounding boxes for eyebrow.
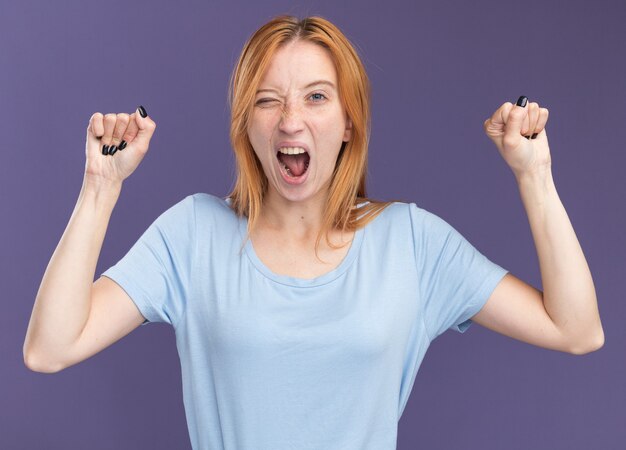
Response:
[256,80,336,94]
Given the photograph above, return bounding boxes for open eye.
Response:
[309,92,327,102]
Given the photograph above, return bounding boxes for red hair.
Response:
[228,15,393,257]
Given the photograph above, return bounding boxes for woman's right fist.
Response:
[84,105,156,188]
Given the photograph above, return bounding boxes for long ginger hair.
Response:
[227,15,394,256]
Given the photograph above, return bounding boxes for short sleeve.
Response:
[100,194,196,327]
[409,203,508,341]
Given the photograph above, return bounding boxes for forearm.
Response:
[516,167,604,352]
[24,178,122,371]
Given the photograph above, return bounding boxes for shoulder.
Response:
[403,202,457,236]
[190,192,232,213]
[137,195,197,249]
[360,201,417,241]
[152,193,195,227]
[365,201,437,231]
[189,192,240,227]
[368,201,459,250]
[155,192,236,229]
[365,201,410,223]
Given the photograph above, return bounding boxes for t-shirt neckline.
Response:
[236,210,365,288]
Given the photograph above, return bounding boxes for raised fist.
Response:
[84,105,156,189]
[484,96,551,179]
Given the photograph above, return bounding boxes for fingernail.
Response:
[516,96,528,107]
[119,140,127,150]
[137,105,147,118]
[524,135,530,140]
[108,145,118,155]
[531,133,538,139]
[102,144,109,155]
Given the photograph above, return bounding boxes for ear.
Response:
[343,116,352,142]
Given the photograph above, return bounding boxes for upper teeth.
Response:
[278,147,306,155]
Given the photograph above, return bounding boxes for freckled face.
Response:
[247,40,352,203]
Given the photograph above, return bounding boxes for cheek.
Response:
[316,114,347,150]
[247,120,276,172]
[248,111,280,145]
[247,117,262,145]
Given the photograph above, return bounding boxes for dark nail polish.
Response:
[118,140,127,150]
[108,145,118,155]
[524,135,530,140]
[516,96,528,107]
[531,133,538,139]
[102,144,109,155]
[138,105,147,118]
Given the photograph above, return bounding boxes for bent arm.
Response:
[23,178,122,372]
[472,168,604,354]
[516,168,603,353]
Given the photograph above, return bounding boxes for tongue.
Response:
[278,153,308,177]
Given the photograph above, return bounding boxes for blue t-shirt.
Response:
[101,193,508,450]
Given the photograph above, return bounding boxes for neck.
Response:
[259,187,330,240]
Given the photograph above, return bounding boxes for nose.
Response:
[278,102,304,135]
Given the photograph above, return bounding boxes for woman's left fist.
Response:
[484,96,551,179]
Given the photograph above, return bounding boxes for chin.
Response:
[270,172,331,204]
[276,185,318,203]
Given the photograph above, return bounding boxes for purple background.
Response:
[2,0,624,448]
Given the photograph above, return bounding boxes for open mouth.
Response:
[276,147,310,178]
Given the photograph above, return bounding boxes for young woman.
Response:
[24,15,604,450]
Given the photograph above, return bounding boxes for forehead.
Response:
[258,40,337,90]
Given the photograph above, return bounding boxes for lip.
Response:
[274,141,311,186]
